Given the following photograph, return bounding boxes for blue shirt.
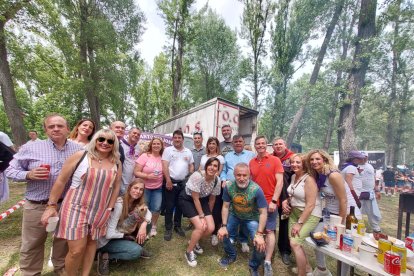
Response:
[220,150,255,181]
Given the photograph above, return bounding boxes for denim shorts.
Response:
[265,209,278,231]
[144,188,162,213]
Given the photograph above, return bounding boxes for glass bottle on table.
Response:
[346,206,358,234]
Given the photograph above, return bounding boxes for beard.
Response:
[236,180,249,189]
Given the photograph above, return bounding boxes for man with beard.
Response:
[120,127,141,194]
[219,124,233,156]
[272,138,294,265]
[217,163,267,276]
[250,136,284,276]
[162,129,194,241]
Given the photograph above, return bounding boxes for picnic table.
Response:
[306,237,411,276]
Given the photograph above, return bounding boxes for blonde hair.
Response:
[85,129,120,164]
[290,153,310,174]
[306,149,337,177]
[119,179,146,226]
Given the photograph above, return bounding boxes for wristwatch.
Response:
[271,199,277,204]
[221,224,227,228]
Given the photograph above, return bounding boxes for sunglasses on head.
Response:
[96,137,115,145]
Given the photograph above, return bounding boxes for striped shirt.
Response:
[5,138,82,201]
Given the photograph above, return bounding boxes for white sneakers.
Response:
[312,267,333,276]
[241,242,250,253]
[185,251,197,267]
[211,235,219,246]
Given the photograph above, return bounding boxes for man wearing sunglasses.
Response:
[6,114,83,276]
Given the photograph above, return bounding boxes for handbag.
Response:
[359,191,371,200]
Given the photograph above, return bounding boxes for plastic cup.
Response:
[40,164,51,179]
[329,215,342,227]
[46,217,59,232]
[352,233,363,254]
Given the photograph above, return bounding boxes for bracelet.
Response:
[271,199,277,204]
[221,224,227,228]
[46,205,57,210]
[256,231,264,236]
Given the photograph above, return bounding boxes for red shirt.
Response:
[249,153,284,204]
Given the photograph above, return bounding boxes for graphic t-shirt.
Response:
[222,180,267,221]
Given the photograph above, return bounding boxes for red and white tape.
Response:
[0,200,25,222]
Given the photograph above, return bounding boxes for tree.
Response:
[0,1,30,146]
[337,0,377,162]
[187,7,242,103]
[158,0,195,116]
[286,0,344,146]
[240,0,275,110]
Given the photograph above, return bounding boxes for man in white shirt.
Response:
[27,130,41,143]
[120,127,141,194]
[162,129,194,241]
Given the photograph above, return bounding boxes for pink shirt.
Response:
[136,153,163,189]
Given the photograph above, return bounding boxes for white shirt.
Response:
[162,146,194,180]
[0,132,13,147]
[359,163,375,191]
[341,165,362,195]
[288,174,322,217]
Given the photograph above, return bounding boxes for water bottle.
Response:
[322,207,331,231]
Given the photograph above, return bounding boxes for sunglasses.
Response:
[96,137,115,145]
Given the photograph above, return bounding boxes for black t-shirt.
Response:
[383,170,395,182]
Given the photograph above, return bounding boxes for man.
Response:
[120,127,141,193]
[0,131,15,202]
[220,135,255,252]
[359,152,382,233]
[191,131,205,171]
[383,166,396,196]
[162,129,194,241]
[272,137,294,265]
[250,136,284,276]
[219,124,233,156]
[27,130,41,143]
[6,114,83,276]
[110,121,126,164]
[217,163,267,276]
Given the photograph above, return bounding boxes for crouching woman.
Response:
[179,157,221,267]
[97,179,152,275]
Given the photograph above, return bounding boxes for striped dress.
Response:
[56,157,118,240]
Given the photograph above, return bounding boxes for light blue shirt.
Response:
[220,150,256,181]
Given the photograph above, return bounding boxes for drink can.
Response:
[384,251,401,276]
[405,236,414,251]
[392,244,407,273]
[377,238,392,264]
[342,233,353,255]
[357,221,366,235]
[40,164,51,179]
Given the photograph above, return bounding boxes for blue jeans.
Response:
[100,239,142,260]
[145,188,162,213]
[223,214,265,271]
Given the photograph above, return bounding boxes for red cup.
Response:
[40,164,50,179]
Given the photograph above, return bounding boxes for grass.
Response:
[1,184,413,275]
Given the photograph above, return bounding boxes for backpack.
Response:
[0,141,15,173]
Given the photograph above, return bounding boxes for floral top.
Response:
[185,171,221,198]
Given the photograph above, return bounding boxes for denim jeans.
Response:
[99,239,142,260]
[145,188,162,213]
[223,214,265,271]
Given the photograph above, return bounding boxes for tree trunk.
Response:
[338,0,377,164]
[79,0,100,128]
[172,31,183,116]
[0,2,30,146]
[385,0,401,167]
[286,0,344,146]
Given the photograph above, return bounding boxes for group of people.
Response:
[381,165,414,196]
[1,114,386,276]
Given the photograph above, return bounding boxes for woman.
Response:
[306,149,353,276]
[179,157,221,267]
[41,129,122,276]
[282,154,321,276]
[341,150,365,209]
[134,137,164,237]
[198,137,225,174]
[199,137,224,246]
[97,179,152,274]
[68,119,96,147]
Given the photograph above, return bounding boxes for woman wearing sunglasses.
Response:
[41,129,122,276]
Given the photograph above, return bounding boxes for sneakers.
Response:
[281,252,291,265]
[194,243,203,254]
[241,242,250,253]
[140,249,153,259]
[249,268,259,276]
[164,229,172,241]
[264,262,273,276]
[185,251,197,267]
[218,256,236,267]
[150,227,157,237]
[174,226,186,237]
[312,267,333,276]
[292,267,313,276]
[211,234,219,246]
[97,252,109,276]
